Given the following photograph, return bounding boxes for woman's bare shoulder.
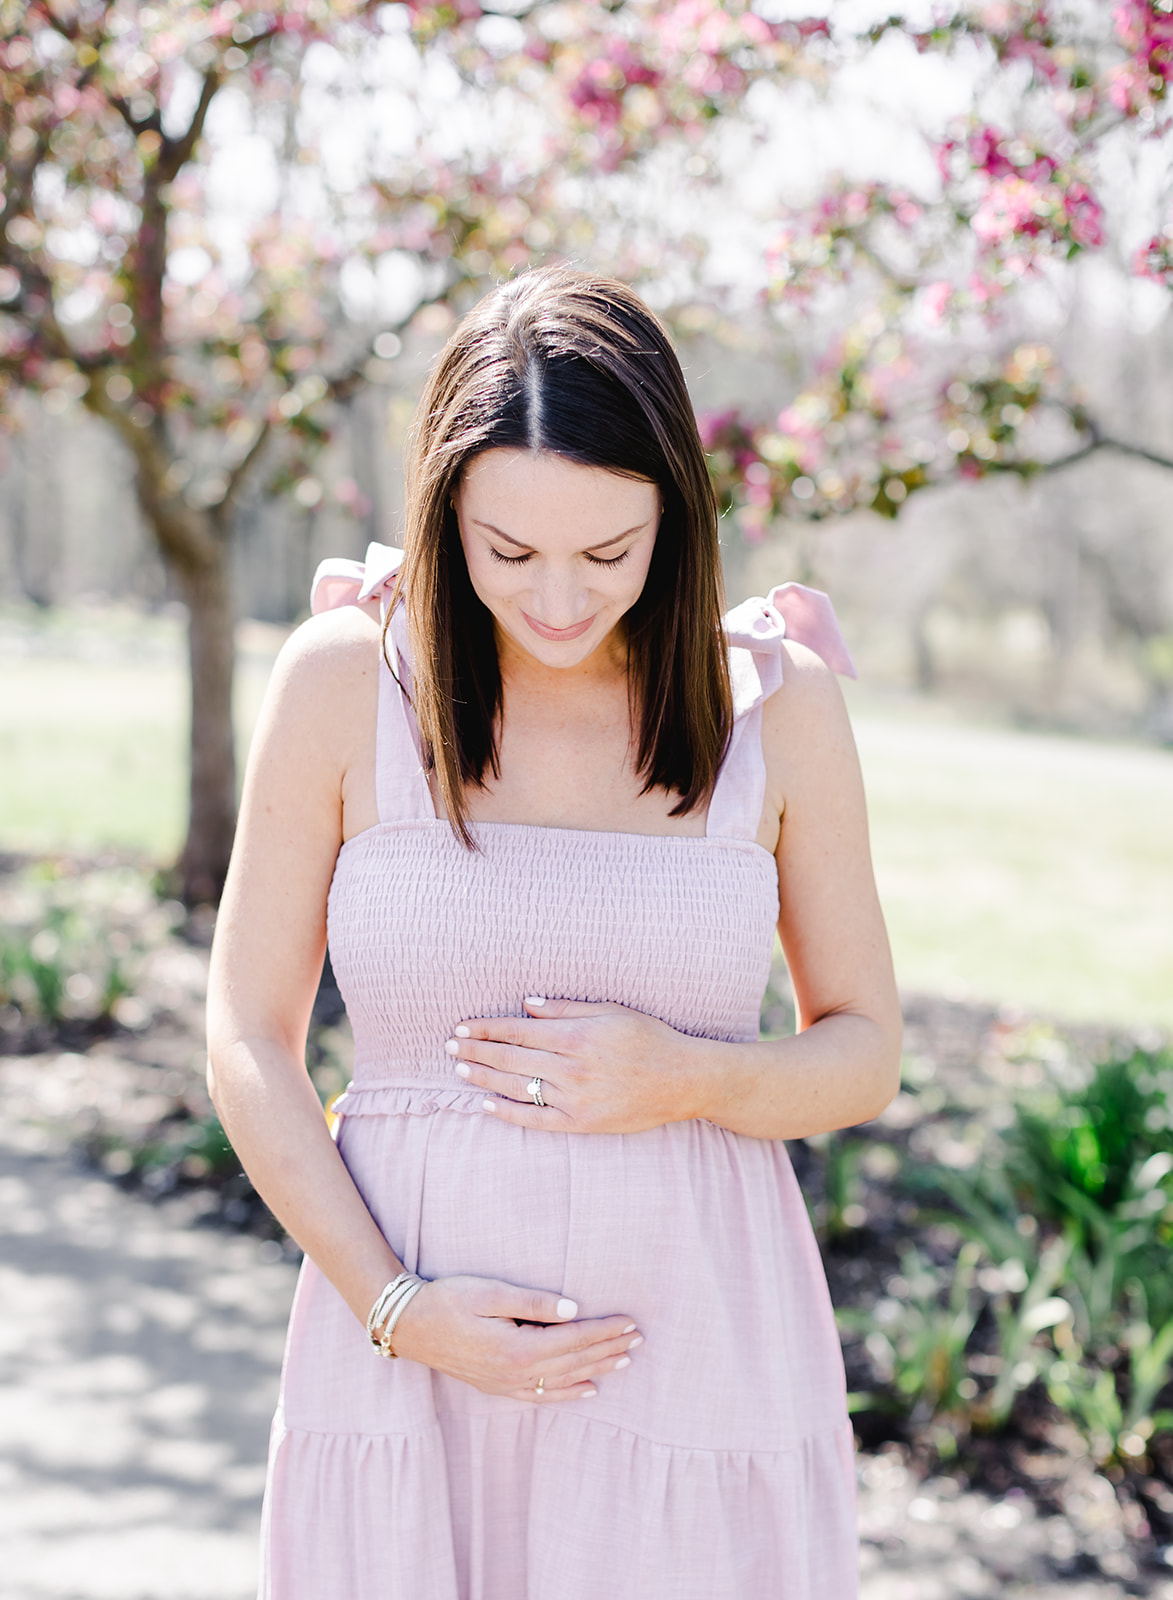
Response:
[259,604,382,752]
[759,640,858,810]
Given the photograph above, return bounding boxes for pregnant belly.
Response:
[327,1108,846,1453]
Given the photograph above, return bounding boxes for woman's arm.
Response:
[207,610,640,1396]
[447,642,901,1139]
[206,606,403,1322]
[680,641,902,1137]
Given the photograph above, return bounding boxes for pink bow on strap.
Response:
[310,542,405,618]
[724,583,856,679]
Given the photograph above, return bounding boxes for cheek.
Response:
[617,545,657,605]
[460,542,518,607]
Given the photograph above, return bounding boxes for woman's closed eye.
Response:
[488,547,632,569]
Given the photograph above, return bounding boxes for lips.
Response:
[521,611,597,642]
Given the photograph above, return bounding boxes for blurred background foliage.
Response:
[3,0,1173,897]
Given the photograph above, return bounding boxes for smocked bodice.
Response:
[327,820,779,1116]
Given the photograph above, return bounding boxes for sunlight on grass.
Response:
[846,687,1173,1030]
[1,609,1170,1029]
[0,609,277,861]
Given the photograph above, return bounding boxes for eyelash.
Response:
[487,548,631,569]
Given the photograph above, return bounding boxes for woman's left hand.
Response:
[446,998,695,1134]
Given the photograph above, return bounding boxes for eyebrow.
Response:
[470,518,651,553]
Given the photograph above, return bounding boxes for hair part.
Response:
[396,266,733,846]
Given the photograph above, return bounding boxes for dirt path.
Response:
[0,1134,295,1600]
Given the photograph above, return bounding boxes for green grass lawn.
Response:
[845,687,1173,1030]
[0,608,275,862]
[2,606,1171,1029]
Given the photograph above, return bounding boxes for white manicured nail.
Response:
[627,1336,643,1349]
[444,1039,459,1055]
[556,1298,577,1319]
[481,1099,496,1113]
[622,1324,636,1334]
[581,1387,598,1398]
[455,1024,471,1037]
[525,995,546,1007]
[615,1357,631,1370]
[454,1062,470,1079]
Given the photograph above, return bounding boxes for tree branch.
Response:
[160,65,224,179]
[214,418,273,518]
[1097,435,1173,473]
[1006,421,1173,479]
[972,419,1173,487]
[81,383,220,572]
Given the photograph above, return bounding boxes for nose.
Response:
[528,563,589,628]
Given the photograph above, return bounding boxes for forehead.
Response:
[458,450,659,534]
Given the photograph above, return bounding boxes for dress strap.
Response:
[707,583,856,843]
[310,543,435,826]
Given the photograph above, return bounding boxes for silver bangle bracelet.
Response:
[366,1272,413,1344]
[378,1276,427,1359]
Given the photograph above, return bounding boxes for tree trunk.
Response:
[911,605,937,693]
[173,544,237,905]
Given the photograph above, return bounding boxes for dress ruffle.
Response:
[331,1082,485,1119]
[263,1404,858,1600]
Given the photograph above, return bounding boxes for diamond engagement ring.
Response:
[526,1076,546,1107]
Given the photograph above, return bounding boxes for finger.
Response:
[480,1095,573,1130]
[517,1379,598,1403]
[451,1050,561,1105]
[452,1015,554,1049]
[539,1331,643,1380]
[477,1283,582,1324]
[524,996,619,1019]
[447,1036,556,1080]
[521,1315,639,1356]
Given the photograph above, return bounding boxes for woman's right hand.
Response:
[389,1276,642,1401]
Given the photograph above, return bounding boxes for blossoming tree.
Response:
[3,0,1172,899]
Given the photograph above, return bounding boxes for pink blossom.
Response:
[923,280,953,322]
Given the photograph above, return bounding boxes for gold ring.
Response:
[535,1377,545,1395]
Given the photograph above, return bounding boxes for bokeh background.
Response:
[2,3,1173,1597]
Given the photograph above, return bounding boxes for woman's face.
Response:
[453,449,660,670]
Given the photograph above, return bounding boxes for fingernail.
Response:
[525,995,546,1007]
[581,1387,598,1398]
[556,1297,577,1319]
[481,1099,496,1113]
[615,1356,631,1369]
[445,1039,460,1055]
[455,1024,471,1038]
[627,1336,644,1349]
[454,1062,470,1079]
[622,1323,636,1334]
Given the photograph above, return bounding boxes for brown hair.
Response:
[394,266,732,845]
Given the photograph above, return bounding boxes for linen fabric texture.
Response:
[259,546,860,1599]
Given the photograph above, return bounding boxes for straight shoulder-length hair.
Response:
[394,266,733,845]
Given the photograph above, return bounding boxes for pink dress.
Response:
[259,546,860,1600]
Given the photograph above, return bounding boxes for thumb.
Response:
[524,995,616,1019]
[484,1281,579,1323]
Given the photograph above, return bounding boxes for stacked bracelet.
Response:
[366,1272,428,1359]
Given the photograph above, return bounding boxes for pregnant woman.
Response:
[207,266,901,1599]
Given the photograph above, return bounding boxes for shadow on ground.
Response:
[0,1133,296,1600]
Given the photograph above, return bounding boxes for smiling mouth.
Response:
[521,612,597,642]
